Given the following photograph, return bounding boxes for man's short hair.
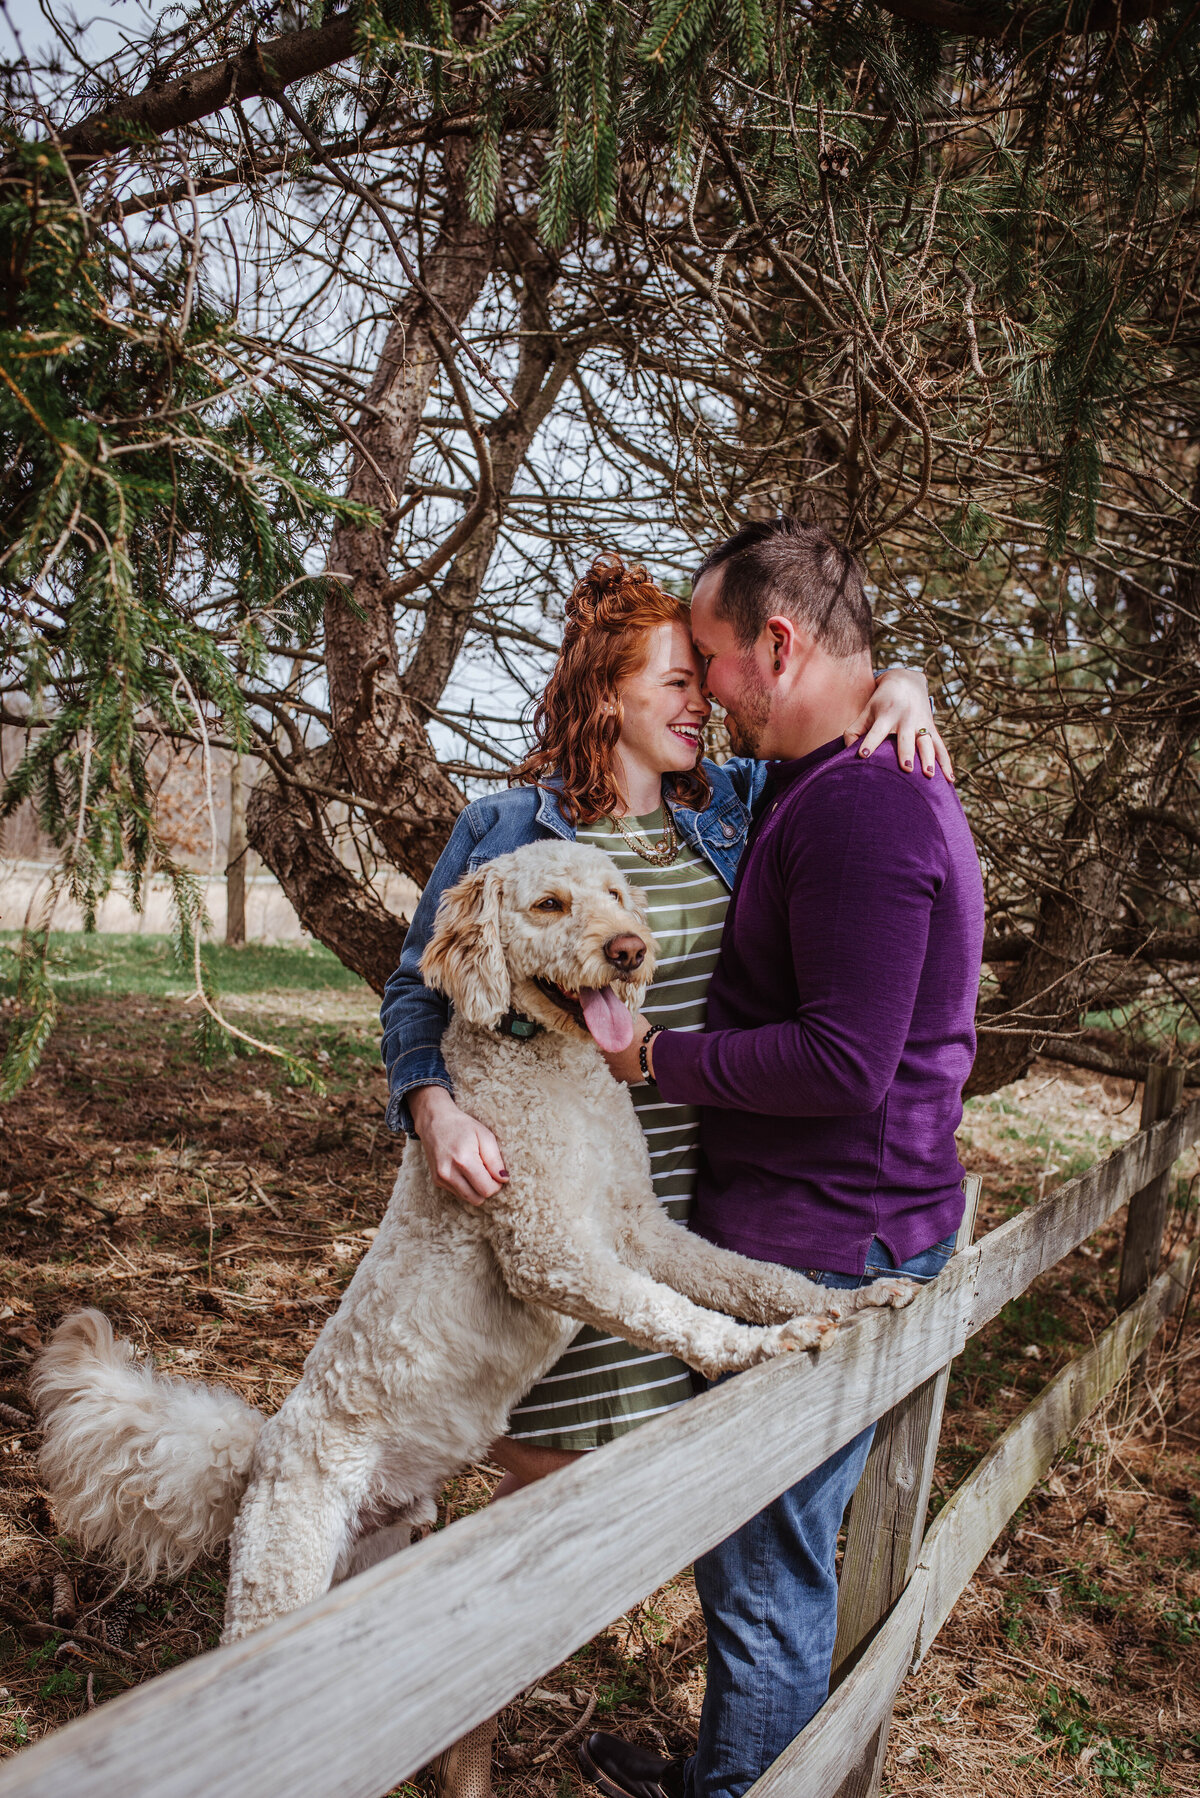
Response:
[693,518,873,658]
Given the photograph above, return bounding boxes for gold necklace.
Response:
[608,806,680,866]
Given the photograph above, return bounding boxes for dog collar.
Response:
[495,1008,542,1041]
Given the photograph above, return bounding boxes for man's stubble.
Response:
[723,656,772,759]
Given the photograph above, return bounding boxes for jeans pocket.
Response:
[864,1237,955,1286]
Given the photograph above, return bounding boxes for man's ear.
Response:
[766,614,803,676]
[420,863,511,1026]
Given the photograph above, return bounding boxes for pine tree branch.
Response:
[115,118,478,218]
[1128,805,1200,854]
[1032,1035,1195,1084]
[881,0,1177,31]
[975,1025,1196,1084]
[983,929,1200,964]
[41,12,358,173]
[16,0,1177,197]
[982,932,1034,961]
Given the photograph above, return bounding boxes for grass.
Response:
[1083,1002,1200,1055]
[0,931,369,1002]
[1035,1685,1169,1793]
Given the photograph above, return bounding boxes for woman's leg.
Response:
[433,1438,584,1798]
[487,1435,582,1497]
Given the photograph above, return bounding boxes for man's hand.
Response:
[408,1085,508,1205]
[602,1016,654,1086]
[844,668,954,782]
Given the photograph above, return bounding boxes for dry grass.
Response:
[1,989,1198,1796]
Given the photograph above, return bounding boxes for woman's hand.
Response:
[845,668,954,782]
[408,1085,508,1205]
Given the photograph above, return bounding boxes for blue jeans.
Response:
[685,1233,956,1798]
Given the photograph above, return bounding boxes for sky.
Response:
[2,0,151,85]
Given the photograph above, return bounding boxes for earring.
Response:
[773,658,781,673]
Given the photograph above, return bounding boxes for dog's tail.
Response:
[32,1310,264,1585]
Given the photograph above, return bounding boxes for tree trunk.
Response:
[319,135,498,885]
[246,746,408,994]
[401,221,572,709]
[249,204,575,992]
[225,753,247,946]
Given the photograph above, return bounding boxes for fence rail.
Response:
[2,1085,1198,1798]
[753,1241,1199,1798]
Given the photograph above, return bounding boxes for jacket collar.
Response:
[534,776,575,841]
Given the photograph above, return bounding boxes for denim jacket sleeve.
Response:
[720,756,771,812]
[379,807,481,1136]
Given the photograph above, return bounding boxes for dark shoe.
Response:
[577,1732,688,1798]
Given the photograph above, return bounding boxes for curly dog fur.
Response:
[33,839,914,1643]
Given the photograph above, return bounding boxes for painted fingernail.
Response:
[903,760,913,771]
[499,1168,510,1180]
[859,746,871,757]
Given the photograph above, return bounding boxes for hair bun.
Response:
[566,554,651,633]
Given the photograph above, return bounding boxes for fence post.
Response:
[826,1175,981,1798]
[1117,1061,1186,1311]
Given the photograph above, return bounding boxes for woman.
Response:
[379,555,949,1798]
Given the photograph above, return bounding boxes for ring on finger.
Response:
[914,727,930,739]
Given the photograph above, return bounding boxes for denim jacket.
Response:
[380,756,769,1133]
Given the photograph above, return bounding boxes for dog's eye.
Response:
[609,889,623,902]
[534,896,564,912]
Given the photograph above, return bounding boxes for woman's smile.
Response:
[668,720,703,748]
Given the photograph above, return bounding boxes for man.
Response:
[581,518,984,1798]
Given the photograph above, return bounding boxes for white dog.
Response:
[33,840,913,1643]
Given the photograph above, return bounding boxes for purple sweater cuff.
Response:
[653,1029,700,1105]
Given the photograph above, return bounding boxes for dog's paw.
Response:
[854,1276,919,1311]
[397,1493,438,1541]
[776,1312,839,1353]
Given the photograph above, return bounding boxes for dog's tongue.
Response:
[578,986,635,1052]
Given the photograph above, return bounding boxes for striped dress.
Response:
[506,807,730,1451]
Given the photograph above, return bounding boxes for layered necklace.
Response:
[607,805,680,866]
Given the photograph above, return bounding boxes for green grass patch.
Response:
[1083,1001,1198,1053]
[0,931,369,1001]
[1035,1685,1166,1792]
[1160,1603,1200,1644]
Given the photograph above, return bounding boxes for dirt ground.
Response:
[1,987,1199,1796]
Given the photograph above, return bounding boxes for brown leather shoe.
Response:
[577,1732,689,1798]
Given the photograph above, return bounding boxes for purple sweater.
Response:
[653,738,985,1276]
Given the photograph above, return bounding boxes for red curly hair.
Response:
[512,554,711,825]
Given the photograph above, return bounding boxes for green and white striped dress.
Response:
[506,806,730,1451]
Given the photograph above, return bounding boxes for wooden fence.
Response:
[1,1067,1197,1798]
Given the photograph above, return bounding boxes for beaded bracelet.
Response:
[639,1024,665,1084]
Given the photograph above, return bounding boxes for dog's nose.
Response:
[604,934,646,973]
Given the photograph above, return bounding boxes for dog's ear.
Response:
[420,863,511,1026]
[623,880,651,928]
